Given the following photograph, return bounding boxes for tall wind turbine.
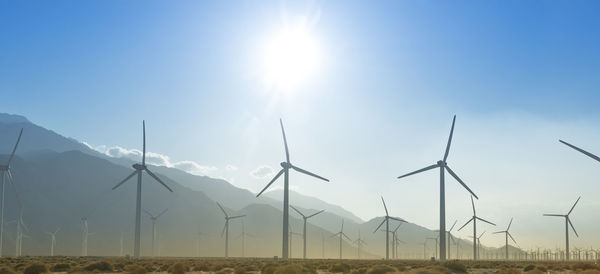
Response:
[217,202,245,258]
[373,196,406,260]
[331,219,351,260]
[543,196,580,261]
[397,115,478,261]
[81,217,95,256]
[457,195,495,260]
[46,228,60,256]
[0,128,22,257]
[111,121,174,259]
[290,205,325,259]
[353,230,367,259]
[255,119,329,260]
[237,221,254,258]
[493,218,517,260]
[144,208,168,257]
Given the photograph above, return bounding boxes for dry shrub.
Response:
[124,264,147,274]
[367,264,398,274]
[573,263,599,271]
[330,262,351,273]
[168,262,189,274]
[84,261,113,272]
[0,267,15,274]
[443,261,467,273]
[274,264,303,274]
[23,263,48,274]
[498,267,521,274]
[522,264,535,272]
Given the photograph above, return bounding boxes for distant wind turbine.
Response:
[458,195,495,260]
[331,219,351,260]
[288,228,302,259]
[493,218,517,260]
[0,128,22,257]
[543,196,581,261]
[255,119,329,260]
[217,202,245,258]
[46,228,60,256]
[144,208,168,257]
[373,196,406,260]
[352,230,367,259]
[290,205,325,259]
[236,221,254,257]
[111,121,174,259]
[391,223,405,259]
[397,115,478,261]
[80,217,95,256]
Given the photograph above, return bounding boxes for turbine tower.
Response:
[457,195,495,260]
[0,128,23,257]
[144,208,168,257]
[331,219,351,259]
[255,119,329,260]
[290,205,325,259]
[373,196,406,260]
[217,202,245,258]
[493,218,517,260]
[111,121,174,259]
[543,196,580,261]
[397,115,478,261]
[46,228,60,256]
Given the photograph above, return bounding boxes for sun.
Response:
[263,26,319,91]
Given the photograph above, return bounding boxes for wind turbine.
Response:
[0,128,22,257]
[255,119,329,260]
[391,224,405,259]
[143,208,168,257]
[331,219,351,259]
[493,218,517,260]
[543,196,581,261]
[288,228,302,259]
[237,221,254,257]
[217,202,245,258]
[46,228,60,256]
[80,217,95,256]
[435,220,458,259]
[397,115,478,261]
[468,231,486,259]
[373,196,406,260]
[290,205,325,259]
[111,121,173,259]
[352,230,367,259]
[458,195,495,260]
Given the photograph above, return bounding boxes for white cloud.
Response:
[82,142,218,176]
[250,165,275,179]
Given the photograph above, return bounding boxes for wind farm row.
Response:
[0,116,598,263]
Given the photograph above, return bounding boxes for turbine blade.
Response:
[7,128,23,165]
[145,168,173,192]
[289,205,305,218]
[280,119,290,163]
[443,115,456,162]
[343,233,352,241]
[448,234,456,244]
[492,231,505,234]
[156,208,168,218]
[381,196,389,216]
[457,217,474,231]
[330,233,340,238]
[543,214,564,217]
[478,231,486,238]
[373,219,386,233]
[256,168,285,197]
[397,164,438,179]
[221,223,226,238]
[307,209,325,219]
[449,220,457,232]
[143,209,153,218]
[389,217,406,223]
[559,140,600,162]
[216,202,228,217]
[291,165,329,182]
[568,218,579,237]
[507,218,513,231]
[445,165,478,199]
[112,171,137,190]
[229,215,246,219]
[471,195,476,215]
[142,121,146,165]
[568,196,581,215]
[6,171,23,210]
[507,232,517,244]
[393,223,403,233]
[476,217,496,226]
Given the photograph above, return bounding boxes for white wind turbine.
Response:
[331,219,351,260]
[80,217,96,256]
[373,196,406,260]
[543,196,581,261]
[46,228,60,256]
[493,218,517,260]
[111,121,174,259]
[217,202,245,258]
[397,115,478,261]
[457,195,495,261]
[255,119,329,260]
[0,128,23,257]
[144,208,168,257]
[236,221,254,258]
[352,230,367,259]
[290,205,325,259]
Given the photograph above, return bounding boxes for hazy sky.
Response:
[2,0,600,249]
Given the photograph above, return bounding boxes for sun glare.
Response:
[263,26,319,91]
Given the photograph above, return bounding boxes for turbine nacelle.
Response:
[436,160,446,167]
[280,162,292,169]
[132,163,146,170]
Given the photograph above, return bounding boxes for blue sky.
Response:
[2,0,600,248]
